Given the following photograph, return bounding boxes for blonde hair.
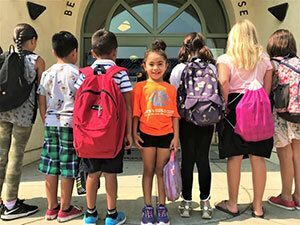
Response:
[226,19,263,70]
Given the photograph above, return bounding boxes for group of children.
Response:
[0,19,299,225]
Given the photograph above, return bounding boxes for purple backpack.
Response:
[177,59,224,126]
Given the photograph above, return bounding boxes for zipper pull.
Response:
[98,105,102,117]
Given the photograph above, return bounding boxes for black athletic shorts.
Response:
[80,150,124,174]
[139,131,173,148]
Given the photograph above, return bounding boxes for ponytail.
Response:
[13,23,38,58]
[180,32,215,64]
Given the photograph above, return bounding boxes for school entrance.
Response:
[81,0,229,82]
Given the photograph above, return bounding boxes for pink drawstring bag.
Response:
[163,151,182,202]
[235,79,274,142]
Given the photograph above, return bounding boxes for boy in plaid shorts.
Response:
[37,31,82,222]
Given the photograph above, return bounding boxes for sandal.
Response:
[251,205,265,218]
[215,200,240,217]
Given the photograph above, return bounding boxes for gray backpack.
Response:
[177,59,224,126]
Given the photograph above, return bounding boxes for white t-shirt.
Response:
[37,63,79,127]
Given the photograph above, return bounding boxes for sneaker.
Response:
[0,202,4,215]
[178,200,191,218]
[45,205,60,220]
[200,200,213,219]
[83,210,98,225]
[156,205,170,225]
[0,199,38,221]
[141,206,155,225]
[105,211,126,225]
[57,205,83,222]
[268,195,295,210]
[294,200,300,210]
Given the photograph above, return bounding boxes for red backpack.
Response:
[73,65,127,159]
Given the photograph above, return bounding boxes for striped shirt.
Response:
[74,59,133,93]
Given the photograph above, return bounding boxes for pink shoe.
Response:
[57,205,83,223]
[45,206,60,220]
[268,195,295,210]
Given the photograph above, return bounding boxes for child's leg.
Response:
[277,144,294,200]
[226,155,243,213]
[104,173,117,209]
[0,121,13,201]
[155,148,170,205]
[292,139,300,201]
[86,171,101,209]
[141,147,156,205]
[60,177,74,210]
[194,126,214,201]
[249,155,266,216]
[179,120,196,201]
[4,123,32,202]
[45,175,59,209]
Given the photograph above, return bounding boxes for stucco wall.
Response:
[0,0,299,164]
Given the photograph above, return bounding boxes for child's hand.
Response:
[169,137,179,153]
[124,133,133,150]
[133,133,144,149]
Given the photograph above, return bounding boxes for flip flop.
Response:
[215,200,240,217]
[251,205,265,218]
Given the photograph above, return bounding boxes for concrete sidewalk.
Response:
[2,146,300,225]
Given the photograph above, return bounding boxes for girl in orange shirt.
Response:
[133,40,180,225]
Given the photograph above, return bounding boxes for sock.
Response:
[4,199,17,210]
[87,207,96,214]
[87,207,98,217]
[106,208,117,219]
[158,204,165,208]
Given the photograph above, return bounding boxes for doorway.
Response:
[81,0,229,83]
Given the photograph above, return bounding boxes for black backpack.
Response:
[0,45,35,112]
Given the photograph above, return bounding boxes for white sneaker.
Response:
[200,200,212,219]
[178,200,191,218]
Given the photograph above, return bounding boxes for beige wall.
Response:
[0,0,299,164]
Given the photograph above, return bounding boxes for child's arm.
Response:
[263,69,273,95]
[217,63,230,104]
[35,56,45,84]
[169,117,179,153]
[122,91,133,149]
[133,116,143,149]
[38,95,46,123]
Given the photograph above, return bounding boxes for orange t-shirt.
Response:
[133,80,180,136]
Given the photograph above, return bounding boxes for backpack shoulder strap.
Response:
[79,66,94,77]
[271,57,300,73]
[105,65,128,78]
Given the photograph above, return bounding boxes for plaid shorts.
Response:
[38,126,79,178]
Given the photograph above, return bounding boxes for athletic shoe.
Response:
[45,205,60,220]
[141,206,155,225]
[83,210,98,225]
[294,200,300,210]
[268,195,295,210]
[57,205,83,222]
[156,205,170,225]
[200,200,213,219]
[178,200,191,218]
[0,199,38,221]
[105,211,126,225]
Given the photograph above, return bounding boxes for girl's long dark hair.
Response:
[178,32,215,64]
